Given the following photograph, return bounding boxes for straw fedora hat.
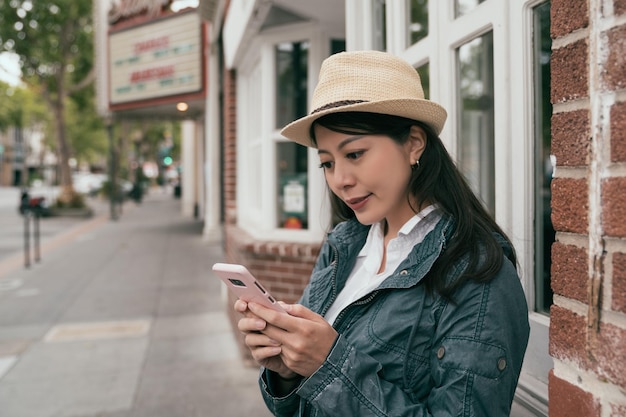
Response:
[280,50,447,148]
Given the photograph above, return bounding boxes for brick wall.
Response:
[549,0,626,415]
[223,66,237,226]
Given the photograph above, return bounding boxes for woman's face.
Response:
[315,124,426,233]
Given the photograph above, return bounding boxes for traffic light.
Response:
[163,156,173,166]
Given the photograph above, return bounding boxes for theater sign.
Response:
[108,10,206,117]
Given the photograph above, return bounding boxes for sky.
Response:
[0,0,199,87]
[0,52,22,86]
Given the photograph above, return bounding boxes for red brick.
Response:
[616,0,626,16]
[594,321,626,386]
[223,68,237,226]
[551,40,589,103]
[603,25,626,90]
[551,0,589,38]
[551,178,589,234]
[611,101,626,162]
[548,371,601,417]
[613,252,626,313]
[551,110,591,166]
[551,243,588,302]
[602,177,626,237]
[549,305,587,361]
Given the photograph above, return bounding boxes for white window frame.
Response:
[347,0,551,414]
[236,22,335,243]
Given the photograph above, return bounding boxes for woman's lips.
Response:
[345,194,371,211]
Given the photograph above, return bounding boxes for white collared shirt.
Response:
[324,205,441,325]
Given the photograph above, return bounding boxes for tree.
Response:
[0,0,95,202]
[0,80,50,187]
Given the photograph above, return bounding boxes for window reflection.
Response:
[408,0,428,45]
[416,63,429,99]
[275,42,309,129]
[373,0,387,51]
[277,143,308,229]
[533,1,554,314]
[275,42,309,229]
[455,0,486,17]
[456,33,495,214]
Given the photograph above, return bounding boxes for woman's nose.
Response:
[330,162,355,189]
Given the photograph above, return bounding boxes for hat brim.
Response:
[280,98,447,148]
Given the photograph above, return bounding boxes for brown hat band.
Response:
[311,100,368,115]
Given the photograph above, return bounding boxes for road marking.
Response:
[0,278,23,291]
[15,288,40,297]
[44,319,151,343]
[0,356,18,380]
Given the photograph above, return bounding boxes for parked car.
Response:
[73,172,107,196]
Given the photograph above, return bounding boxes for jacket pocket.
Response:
[432,337,508,379]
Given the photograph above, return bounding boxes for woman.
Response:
[236,50,530,416]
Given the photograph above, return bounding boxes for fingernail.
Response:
[255,319,266,330]
[269,346,281,356]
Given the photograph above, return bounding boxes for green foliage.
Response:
[0,0,100,190]
[66,91,108,165]
[0,80,48,131]
[53,191,86,209]
[0,0,94,92]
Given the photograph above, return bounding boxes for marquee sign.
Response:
[108,10,204,107]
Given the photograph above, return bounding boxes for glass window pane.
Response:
[408,0,428,45]
[275,42,309,129]
[456,32,495,214]
[331,39,346,54]
[373,0,387,51]
[455,0,486,17]
[275,41,309,230]
[277,142,308,229]
[416,63,429,99]
[533,1,554,314]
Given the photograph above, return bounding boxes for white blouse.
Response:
[324,205,442,325]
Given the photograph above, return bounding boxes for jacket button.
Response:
[437,346,445,359]
[497,358,507,371]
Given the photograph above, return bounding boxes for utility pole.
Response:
[107,115,118,221]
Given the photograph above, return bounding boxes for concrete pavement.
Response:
[0,189,272,417]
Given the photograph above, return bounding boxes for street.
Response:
[0,187,272,417]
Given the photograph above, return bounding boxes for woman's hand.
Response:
[235,300,338,378]
[235,299,296,378]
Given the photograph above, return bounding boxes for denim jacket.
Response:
[260,216,530,417]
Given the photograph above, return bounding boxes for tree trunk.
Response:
[52,77,75,204]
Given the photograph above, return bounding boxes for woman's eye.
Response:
[346,151,364,160]
[319,161,333,169]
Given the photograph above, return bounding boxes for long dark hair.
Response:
[310,112,517,299]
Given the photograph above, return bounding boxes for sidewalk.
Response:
[0,190,272,417]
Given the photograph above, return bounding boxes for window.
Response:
[373,0,386,51]
[408,0,428,45]
[416,63,429,99]
[533,1,553,314]
[275,41,309,230]
[345,0,553,414]
[455,0,486,17]
[456,33,495,214]
[275,42,309,129]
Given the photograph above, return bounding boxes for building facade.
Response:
[209,0,626,415]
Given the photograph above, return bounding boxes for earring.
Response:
[411,160,420,170]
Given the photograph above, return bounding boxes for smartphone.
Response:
[212,263,286,313]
